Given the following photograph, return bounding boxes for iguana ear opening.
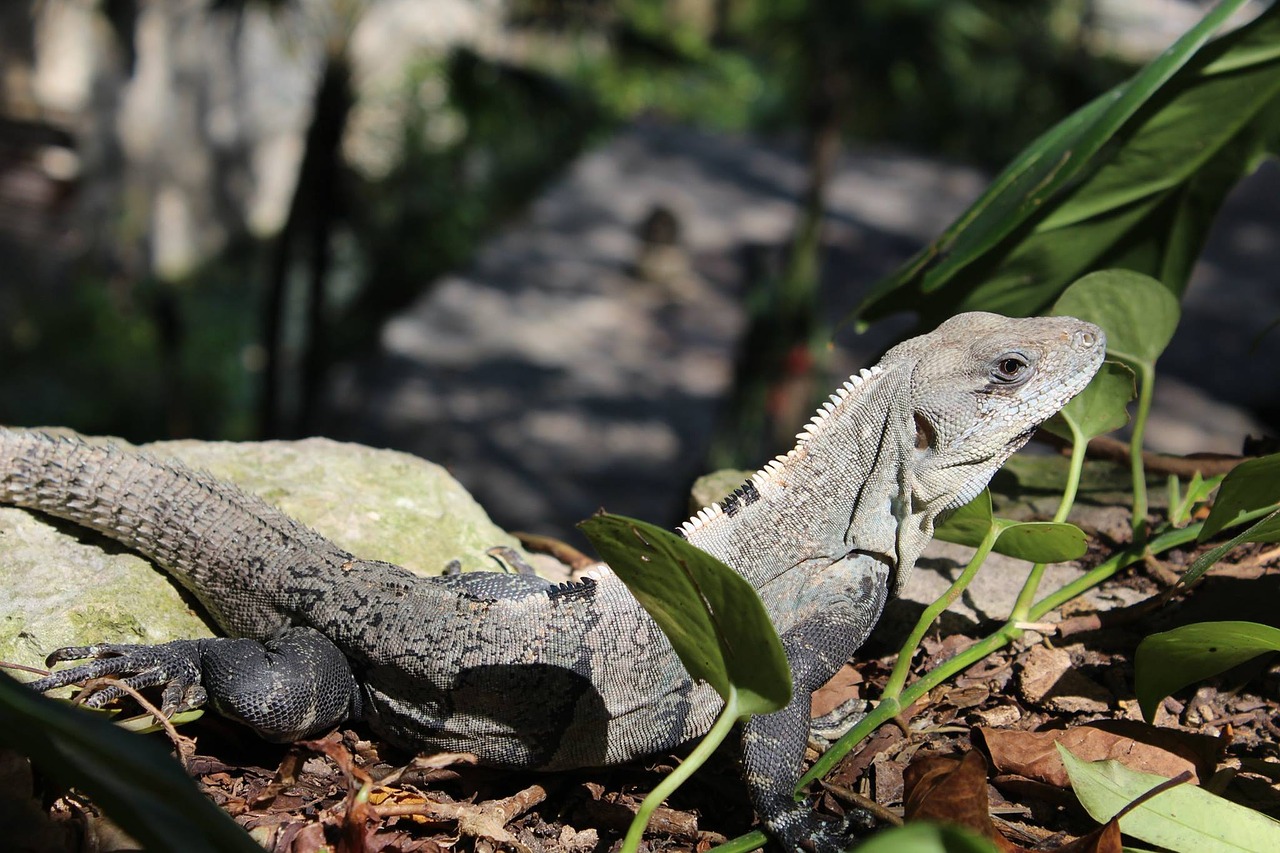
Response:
[913,411,935,451]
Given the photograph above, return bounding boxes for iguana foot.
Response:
[30,629,361,741]
[767,801,877,853]
[30,640,208,714]
[808,697,869,749]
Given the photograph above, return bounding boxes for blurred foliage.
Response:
[553,0,1131,166]
[0,0,1136,441]
[0,264,262,440]
[345,49,600,349]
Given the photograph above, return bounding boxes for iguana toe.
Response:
[31,639,206,712]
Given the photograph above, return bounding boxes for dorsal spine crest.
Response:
[678,365,885,538]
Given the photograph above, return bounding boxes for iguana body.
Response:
[0,312,1103,851]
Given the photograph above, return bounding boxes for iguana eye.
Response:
[991,353,1030,385]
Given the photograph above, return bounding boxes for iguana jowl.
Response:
[0,312,1103,851]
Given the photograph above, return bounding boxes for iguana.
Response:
[0,312,1103,851]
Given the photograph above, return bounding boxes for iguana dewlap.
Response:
[0,311,1104,851]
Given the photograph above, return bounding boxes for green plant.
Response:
[1051,270,1179,536]
[578,513,792,853]
[853,0,1280,329]
[0,672,260,853]
[1059,744,1280,850]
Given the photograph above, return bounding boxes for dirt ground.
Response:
[9,481,1280,852]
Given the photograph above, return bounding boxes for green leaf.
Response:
[1042,360,1136,444]
[0,672,260,853]
[853,1,1279,328]
[1199,453,1280,540]
[992,521,1088,564]
[1051,270,1181,367]
[1184,507,1280,587]
[118,708,204,733]
[1135,621,1280,721]
[916,0,1251,295]
[1059,742,1280,851]
[935,491,1085,563]
[856,822,1002,853]
[934,489,995,549]
[578,512,791,717]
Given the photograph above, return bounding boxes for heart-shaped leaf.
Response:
[578,513,791,717]
[935,491,1086,564]
[1042,360,1135,444]
[1051,270,1180,367]
[992,521,1088,564]
[934,490,996,549]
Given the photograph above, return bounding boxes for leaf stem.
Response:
[1009,425,1088,621]
[799,513,1206,794]
[709,830,770,853]
[1129,362,1156,538]
[1030,521,1199,620]
[1054,423,1087,525]
[881,525,998,700]
[624,693,743,853]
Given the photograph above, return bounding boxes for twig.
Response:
[1036,432,1248,478]
[512,531,597,570]
[82,676,196,769]
[0,659,52,677]
[818,781,902,827]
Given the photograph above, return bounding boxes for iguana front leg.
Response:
[743,562,890,852]
[29,626,363,742]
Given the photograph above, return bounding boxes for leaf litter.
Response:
[9,509,1280,851]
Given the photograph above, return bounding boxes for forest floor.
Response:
[15,475,1280,853]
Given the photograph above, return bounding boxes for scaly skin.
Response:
[0,312,1104,851]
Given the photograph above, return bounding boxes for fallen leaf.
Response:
[1017,646,1071,705]
[1017,646,1114,713]
[975,722,1221,787]
[902,751,1018,852]
[811,663,864,718]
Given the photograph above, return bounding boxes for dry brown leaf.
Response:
[827,725,904,788]
[941,684,991,711]
[922,634,979,669]
[811,663,864,718]
[1017,646,1071,704]
[902,751,1019,853]
[975,722,1222,787]
[1017,646,1112,712]
[368,789,434,825]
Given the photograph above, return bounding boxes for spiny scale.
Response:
[678,366,884,538]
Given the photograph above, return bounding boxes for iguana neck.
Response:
[682,364,914,592]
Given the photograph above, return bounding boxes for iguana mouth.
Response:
[1009,426,1038,449]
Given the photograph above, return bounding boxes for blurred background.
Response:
[2,0,1276,537]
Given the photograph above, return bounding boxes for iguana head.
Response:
[683,311,1104,595]
[878,311,1105,591]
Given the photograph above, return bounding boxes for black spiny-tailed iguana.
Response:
[0,312,1104,851]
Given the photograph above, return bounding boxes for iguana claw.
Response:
[770,802,876,853]
[31,639,207,714]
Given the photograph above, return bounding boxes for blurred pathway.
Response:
[322,123,1278,538]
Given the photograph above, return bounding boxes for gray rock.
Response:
[0,437,534,671]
